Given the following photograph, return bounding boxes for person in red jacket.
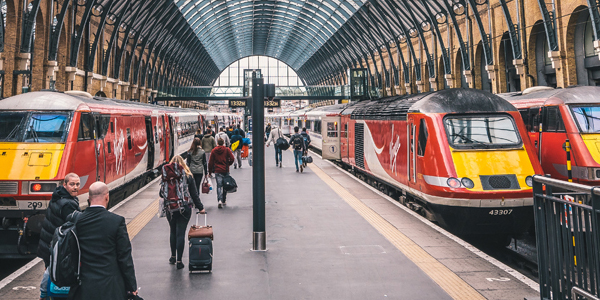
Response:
[208,138,235,208]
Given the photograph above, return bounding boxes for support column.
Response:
[445,74,454,89]
[463,70,474,88]
[548,50,566,88]
[65,67,77,90]
[429,78,438,92]
[485,65,498,93]
[45,61,58,89]
[251,75,266,252]
[416,80,425,93]
[404,82,412,94]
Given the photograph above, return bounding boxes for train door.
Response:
[540,106,570,180]
[526,107,541,152]
[94,114,109,182]
[340,117,350,163]
[407,118,417,185]
[161,115,168,162]
[168,115,175,160]
[322,116,341,160]
[144,117,155,171]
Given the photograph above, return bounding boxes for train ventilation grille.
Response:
[0,181,18,194]
[479,175,520,190]
[355,123,364,169]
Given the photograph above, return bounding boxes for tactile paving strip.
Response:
[308,164,486,300]
[126,198,159,241]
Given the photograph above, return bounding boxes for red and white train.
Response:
[269,89,544,239]
[499,86,600,185]
[0,91,240,257]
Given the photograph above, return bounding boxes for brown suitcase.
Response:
[189,212,213,240]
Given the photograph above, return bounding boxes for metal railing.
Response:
[533,175,600,300]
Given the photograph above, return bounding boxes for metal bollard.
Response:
[249,151,253,167]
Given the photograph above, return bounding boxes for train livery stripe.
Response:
[308,163,486,300]
[126,198,159,241]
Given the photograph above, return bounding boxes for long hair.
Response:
[189,138,201,155]
[170,155,192,176]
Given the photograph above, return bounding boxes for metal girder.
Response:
[465,0,493,65]
[420,0,451,75]
[442,0,470,71]
[395,0,436,79]
[85,0,117,72]
[536,0,559,51]
[69,0,97,67]
[19,0,41,53]
[101,0,133,76]
[499,0,522,60]
[48,0,72,61]
[357,7,388,89]
[587,0,600,42]
[370,0,409,84]
[365,3,397,88]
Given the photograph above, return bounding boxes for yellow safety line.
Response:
[308,163,485,300]
[126,198,159,241]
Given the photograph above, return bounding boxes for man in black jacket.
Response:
[69,181,138,300]
[37,173,80,300]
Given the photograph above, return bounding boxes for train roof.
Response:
[305,103,348,116]
[498,86,600,107]
[0,91,204,114]
[347,88,516,120]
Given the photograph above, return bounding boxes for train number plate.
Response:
[488,209,513,216]
[17,200,49,210]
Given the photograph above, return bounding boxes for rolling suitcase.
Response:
[188,212,213,272]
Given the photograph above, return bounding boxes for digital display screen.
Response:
[229,100,247,107]
[264,99,281,108]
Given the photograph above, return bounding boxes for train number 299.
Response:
[27,202,43,209]
[488,209,513,216]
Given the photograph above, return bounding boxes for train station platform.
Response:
[0,146,540,300]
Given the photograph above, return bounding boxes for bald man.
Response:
[69,182,138,300]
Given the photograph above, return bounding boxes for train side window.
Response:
[327,122,338,137]
[528,107,541,133]
[127,128,132,150]
[107,142,112,153]
[543,106,565,132]
[306,120,312,130]
[110,121,114,133]
[78,113,94,140]
[342,123,348,138]
[519,109,530,132]
[417,119,428,156]
[154,125,158,143]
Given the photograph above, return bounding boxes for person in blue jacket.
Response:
[230,129,243,169]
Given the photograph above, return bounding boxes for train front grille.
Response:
[479,175,520,190]
[0,181,18,194]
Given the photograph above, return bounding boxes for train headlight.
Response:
[461,178,475,189]
[447,177,461,188]
[30,182,58,193]
[525,176,533,187]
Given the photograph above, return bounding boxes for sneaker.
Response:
[176,262,184,269]
[300,165,304,173]
[234,165,237,169]
[296,169,299,172]
[280,162,282,168]
[218,201,223,209]
[222,201,226,206]
[169,257,176,264]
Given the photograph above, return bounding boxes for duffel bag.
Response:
[276,137,289,150]
[302,156,313,164]
[223,174,238,193]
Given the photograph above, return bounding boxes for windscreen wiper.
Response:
[450,133,490,148]
[3,126,19,141]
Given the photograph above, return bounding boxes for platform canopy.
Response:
[169,0,480,85]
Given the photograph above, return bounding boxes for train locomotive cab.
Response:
[501,86,600,185]
[341,89,543,237]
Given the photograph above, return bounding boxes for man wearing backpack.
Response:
[266,125,284,167]
[216,127,231,147]
[38,173,81,300]
[69,181,138,300]
[289,126,306,172]
[208,138,235,208]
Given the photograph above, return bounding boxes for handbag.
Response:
[276,137,289,150]
[223,174,238,193]
[157,198,166,218]
[201,175,210,194]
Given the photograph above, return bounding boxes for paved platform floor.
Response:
[0,146,540,299]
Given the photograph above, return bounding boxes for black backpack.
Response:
[49,211,82,287]
[223,174,238,193]
[292,135,303,150]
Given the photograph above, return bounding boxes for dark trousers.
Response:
[274,145,282,164]
[193,173,203,194]
[167,208,191,261]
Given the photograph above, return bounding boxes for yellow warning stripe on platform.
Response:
[308,164,485,300]
[126,199,159,241]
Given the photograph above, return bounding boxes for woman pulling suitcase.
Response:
[160,155,205,270]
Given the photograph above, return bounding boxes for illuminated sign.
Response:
[264,98,281,108]
[229,99,247,108]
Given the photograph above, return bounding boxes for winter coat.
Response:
[187,148,207,175]
[266,127,283,146]
[201,134,217,153]
[208,146,235,174]
[215,131,231,147]
[37,186,80,267]
[230,129,243,149]
[301,131,311,148]
[265,125,272,134]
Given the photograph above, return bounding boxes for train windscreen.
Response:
[571,106,600,133]
[0,112,27,142]
[0,112,71,143]
[444,114,521,149]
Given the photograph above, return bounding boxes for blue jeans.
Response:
[293,150,303,170]
[215,173,228,202]
[275,145,282,164]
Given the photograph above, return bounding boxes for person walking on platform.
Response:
[160,155,205,270]
[265,123,272,140]
[236,124,246,138]
[230,129,243,169]
[37,173,81,300]
[289,126,306,172]
[187,138,207,193]
[301,127,311,167]
[266,125,284,167]
[216,127,231,148]
[194,129,203,140]
[204,125,216,138]
[69,181,139,300]
[201,128,217,165]
[208,138,235,208]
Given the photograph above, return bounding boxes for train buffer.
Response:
[0,147,540,300]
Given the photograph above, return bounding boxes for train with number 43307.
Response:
[0,91,240,257]
[269,88,544,240]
